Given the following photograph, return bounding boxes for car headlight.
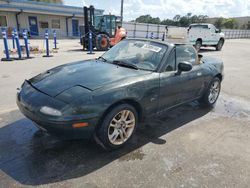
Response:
[40,106,62,116]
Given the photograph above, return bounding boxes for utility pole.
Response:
[120,0,124,23]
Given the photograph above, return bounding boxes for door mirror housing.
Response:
[215,29,221,33]
[176,61,193,75]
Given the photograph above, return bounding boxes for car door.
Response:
[159,48,183,112]
[208,24,218,45]
[176,45,207,102]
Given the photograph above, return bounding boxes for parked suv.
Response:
[188,23,225,51]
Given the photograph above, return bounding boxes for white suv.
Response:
[188,23,225,51]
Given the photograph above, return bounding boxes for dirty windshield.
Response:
[101,40,167,71]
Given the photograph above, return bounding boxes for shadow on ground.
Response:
[0,102,210,185]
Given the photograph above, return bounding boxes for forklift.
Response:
[80,5,127,51]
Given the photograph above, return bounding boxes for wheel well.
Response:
[215,73,222,81]
[96,99,143,130]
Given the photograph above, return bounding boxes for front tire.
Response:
[200,77,221,107]
[96,34,110,51]
[97,104,138,150]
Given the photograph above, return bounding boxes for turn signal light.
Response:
[72,122,89,128]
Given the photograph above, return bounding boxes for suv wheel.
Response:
[216,39,224,51]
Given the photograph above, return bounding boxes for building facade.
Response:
[0,0,104,38]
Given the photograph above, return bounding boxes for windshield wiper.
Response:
[112,60,138,70]
[97,56,107,62]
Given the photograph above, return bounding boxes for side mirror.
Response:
[215,29,221,33]
[176,61,193,75]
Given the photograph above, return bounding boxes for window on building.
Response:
[40,21,49,29]
[52,19,60,29]
[0,15,7,27]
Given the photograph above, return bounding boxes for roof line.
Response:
[3,0,104,11]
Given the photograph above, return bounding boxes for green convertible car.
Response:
[17,39,224,149]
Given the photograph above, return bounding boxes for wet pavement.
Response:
[1,94,250,187]
[1,39,250,187]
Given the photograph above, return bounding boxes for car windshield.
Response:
[101,40,168,71]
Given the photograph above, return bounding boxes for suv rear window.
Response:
[190,25,208,29]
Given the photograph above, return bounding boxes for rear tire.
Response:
[97,104,138,150]
[199,77,221,107]
[216,39,224,51]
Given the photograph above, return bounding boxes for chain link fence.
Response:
[222,29,250,39]
[122,22,250,39]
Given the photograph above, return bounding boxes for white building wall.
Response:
[0,11,16,28]
[0,11,83,38]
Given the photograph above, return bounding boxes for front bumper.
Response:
[16,81,99,139]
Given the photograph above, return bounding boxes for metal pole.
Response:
[120,0,124,23]
[87,30,94,54]
[53,30,58,49]
[12,30,15,49]
[43,30,53,57]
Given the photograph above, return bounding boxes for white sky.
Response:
[64,0,250,21]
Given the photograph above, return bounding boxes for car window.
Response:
[190,25,208,29]
[102,40,167,71]
[176,45,197,66]
[165,49,176,72]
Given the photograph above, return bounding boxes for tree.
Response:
[198,15,208,22]
[161,19,176,26]
[224,18,238,29]
[179,16,190,27]
[135,15,161,24]
[150,17,161,24]
[190,15,199,23]
[173,15,181,22]
[214,17,225,29]
[133,13,210,27]
[247,21,250,29]
[135,15,152,23]
[186,13,192,18]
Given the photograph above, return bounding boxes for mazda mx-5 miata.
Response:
[17,39,224,149]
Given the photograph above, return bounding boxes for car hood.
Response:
[29,60,150,97]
